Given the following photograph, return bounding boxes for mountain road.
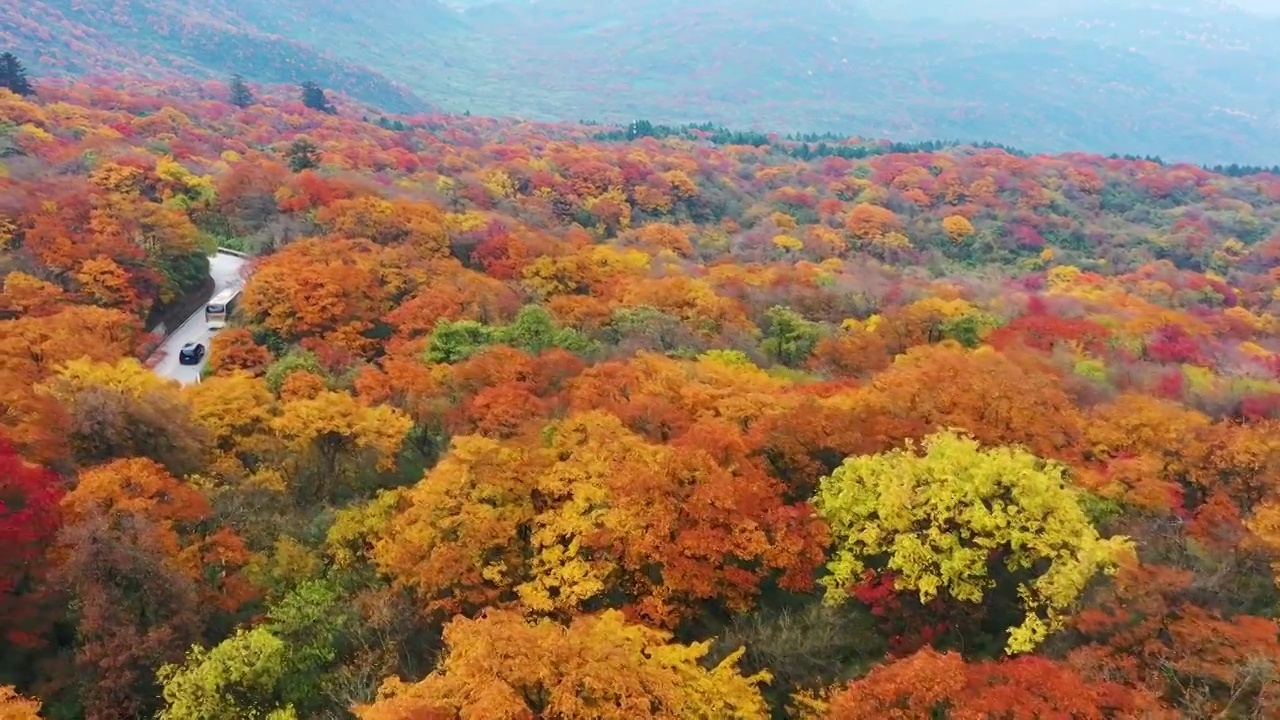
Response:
[148,251,248,385]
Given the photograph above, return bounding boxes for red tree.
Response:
[0,438,64,646]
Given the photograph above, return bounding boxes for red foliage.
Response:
[987,313,1112,355]
[1237,392,1280,420]
[1145,324,1203,364]
[0,439,64,647]
[1011,224,1046,248]
[827,646,1175,718]
[850,571,965,657]
[1153,368,1187,400]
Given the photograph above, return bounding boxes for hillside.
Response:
[0,0,451,111]
[4,0,1280,163]
[4,78,1280,718]
[461,0,1280,163]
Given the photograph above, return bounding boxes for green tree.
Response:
[0,52,34,96]
[284,138,320,173]
[761,305,821,367]
[424,319,497,364]
[157,628,297,720]
[157,581,353,719]
[299,81,336,115]
[229,74,254,108]
[940,311,1001,349]
[496,304,595,355]
[814,430,1134,654]
[263,349,324,393]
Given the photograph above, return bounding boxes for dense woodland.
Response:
[5,73,1280,719]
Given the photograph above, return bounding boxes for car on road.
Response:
[178,342,206,365]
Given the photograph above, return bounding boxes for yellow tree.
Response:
[367,435,528,614]
[0,304,140,384]
[1084,393,1211,461]
[315,196,449,257]
[73,257,140,312]
[269,390,412,503]
[814,430,1133,654]
[0,686,42,719]
[0,272,64,317]
[38,357,207,474]
[1080,393,1223,515]
[941,215,975,243]
[370,411,825,626]
[352,609,771,720]
[184,373,282,489]
[41,356,174,398]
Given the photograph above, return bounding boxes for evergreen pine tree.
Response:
[286,138,320,173]
[0,52,35,96]
[228,74,254,108]
[299,81,336,115]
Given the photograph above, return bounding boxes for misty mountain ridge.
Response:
[3,0,1278,163]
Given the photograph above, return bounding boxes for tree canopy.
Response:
[2,75,1280,718]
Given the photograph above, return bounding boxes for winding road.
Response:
[149,251,248,385]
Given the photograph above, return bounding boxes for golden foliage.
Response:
[353,609,770,720]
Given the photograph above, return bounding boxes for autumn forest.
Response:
[4,71,1280,719]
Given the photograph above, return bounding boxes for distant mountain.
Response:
[456,0,1280,163]
[0,0,460,112]
[4,0,1279,163]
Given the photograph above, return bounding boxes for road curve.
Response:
[149,251,249,385]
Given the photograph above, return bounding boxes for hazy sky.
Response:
[1231,0,1280,14]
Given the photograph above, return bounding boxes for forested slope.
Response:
[4,0,1280,162]
[3,78,1280,718]
[0,0,437,111]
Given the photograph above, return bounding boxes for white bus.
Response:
[205,287,242,330]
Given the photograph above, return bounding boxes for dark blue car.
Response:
[178,342,205,365]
